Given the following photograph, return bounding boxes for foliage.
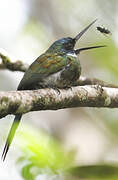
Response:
[17,125,74,180]
[17,125,118,180]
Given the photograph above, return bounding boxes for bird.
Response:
[1,19,105,161]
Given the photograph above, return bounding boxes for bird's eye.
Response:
[64,43,73,50]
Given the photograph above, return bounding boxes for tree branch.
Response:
[77,76,118,88]
[0,48,28,72]
[0,85,118,118]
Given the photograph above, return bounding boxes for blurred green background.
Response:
[0,0,118,179]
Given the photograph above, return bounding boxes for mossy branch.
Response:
[0,85,118,118]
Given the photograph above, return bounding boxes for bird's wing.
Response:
[18,52,73,90]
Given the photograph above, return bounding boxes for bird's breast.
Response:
[39,62,81,89]
[40,68,65,88]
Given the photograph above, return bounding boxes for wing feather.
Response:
[18,53,72,90]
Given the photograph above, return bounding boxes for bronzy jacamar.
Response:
[2,19,105,161]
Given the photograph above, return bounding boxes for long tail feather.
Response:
[1,114,22,161]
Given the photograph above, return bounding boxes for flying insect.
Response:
[97,26,111,36]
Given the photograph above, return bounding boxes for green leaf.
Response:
[22,163,34,180]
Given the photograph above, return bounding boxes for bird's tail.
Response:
[1,114,22,161]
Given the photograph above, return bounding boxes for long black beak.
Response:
[75,45,106,55]
[74,19,97,42]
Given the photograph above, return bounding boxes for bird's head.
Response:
[47,19,105,54]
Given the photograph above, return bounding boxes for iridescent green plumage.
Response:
[18,52,81,89]
[2,19,105,161]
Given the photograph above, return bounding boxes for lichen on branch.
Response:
[0,85,118,118]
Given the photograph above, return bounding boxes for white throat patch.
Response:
[67,52,77,57]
